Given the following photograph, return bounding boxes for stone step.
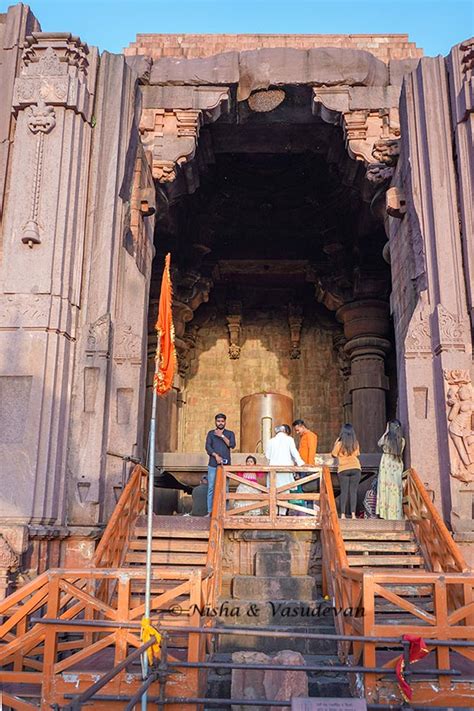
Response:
[216,600,336,628]
[215,627,338,656]
[339,519,410,531]
[124,551,207,565]
[342,529,414,541]
[232,575,316,601]
[128,538,209,552]
[344,540,418,553]
[347,554,424,567]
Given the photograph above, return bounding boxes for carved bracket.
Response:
[288,304,303,359]
[226,302,242,359]
[313,88,400,167]
[139,89,229,184]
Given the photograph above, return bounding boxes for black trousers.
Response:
[339,468,362,515]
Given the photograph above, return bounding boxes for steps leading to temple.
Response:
[206,538,350,705]
[340,519,425,569]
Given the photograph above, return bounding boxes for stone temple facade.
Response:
[0,2,473,590]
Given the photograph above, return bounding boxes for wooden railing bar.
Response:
[406,467,468,572]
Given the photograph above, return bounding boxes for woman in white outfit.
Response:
[265,424,304,515]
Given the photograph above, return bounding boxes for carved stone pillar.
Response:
[0,34,97,537]
[337,300,390,451]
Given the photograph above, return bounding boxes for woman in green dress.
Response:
[376,420,405,520]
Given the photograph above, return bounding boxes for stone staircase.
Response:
[340,518,435,627]
[205,538,350,708]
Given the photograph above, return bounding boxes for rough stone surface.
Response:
[255,549,292,577]
[232,575,316,601]
[263,650,308,710]
[231,650,269,711]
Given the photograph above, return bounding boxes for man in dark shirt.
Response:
[205,413,236,514]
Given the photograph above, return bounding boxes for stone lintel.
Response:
[142,85,230,112]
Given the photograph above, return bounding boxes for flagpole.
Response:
[141,253,174,710]
[142,336,160,711]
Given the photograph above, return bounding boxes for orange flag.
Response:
[153,253,176,395]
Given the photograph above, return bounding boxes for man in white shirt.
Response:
[265,424,304,515]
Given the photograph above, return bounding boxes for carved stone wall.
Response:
[387,56,474,531]
[182,311,343,453]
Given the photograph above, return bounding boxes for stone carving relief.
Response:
[226,302,242,360]
[404,291,432,358]
[21,97,57,248]
[14,35,94,249]
[444,369,474,483]
[86,314,111,357]
[0,535,19,601]
[434,304,468,354]
[114,324,142,364]
[288,304,303,359]
[26,98,56,134]
[14,34,93,120]
[0,295,49,328]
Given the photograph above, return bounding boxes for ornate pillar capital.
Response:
[13,32,95,122]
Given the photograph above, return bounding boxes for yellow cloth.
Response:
[298,429,318,464]
[141,617,161,664]
[331,440,361,473]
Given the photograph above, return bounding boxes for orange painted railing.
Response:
[93,463,147,569]
[0,567,209,710]
[222,465,321,528]
[320,466,474,707]
[404,467,468,573]
[205,465,225,611]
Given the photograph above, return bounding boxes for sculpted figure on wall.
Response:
[445,370,474,483]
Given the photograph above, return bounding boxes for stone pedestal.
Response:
[337,301,390,452]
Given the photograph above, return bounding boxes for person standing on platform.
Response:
[292,419,318,512]
[376,420,405,520]
[205,413,236,515]
[331,424,361,519]
[293,419,318,464]
[265,424,304,515]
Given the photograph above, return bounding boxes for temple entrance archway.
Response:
[144,75,397,461]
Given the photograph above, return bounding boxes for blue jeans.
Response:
[207,466,217,514]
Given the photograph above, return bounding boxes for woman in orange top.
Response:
[331,424,361,519]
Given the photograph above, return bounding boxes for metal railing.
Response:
[58,622,474,709]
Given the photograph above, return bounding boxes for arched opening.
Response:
[146,84,395,480]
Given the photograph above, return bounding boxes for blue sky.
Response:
[3,0,473,57]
